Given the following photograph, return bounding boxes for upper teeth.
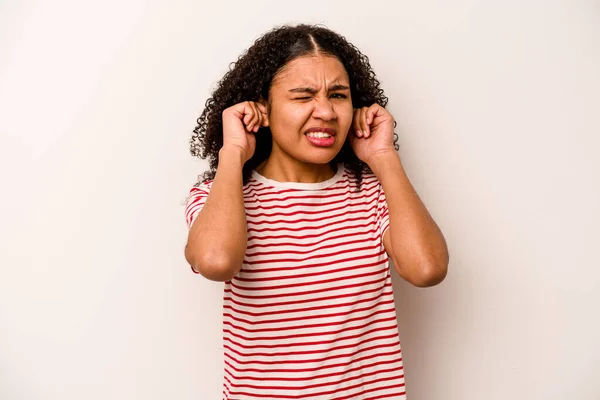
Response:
[307,132,331,138]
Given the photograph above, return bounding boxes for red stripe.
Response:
[242,189,381,211]
[224,332,399,358]
[247,212,378,234]
[224,338,400,365]
[225,364,404,391]
[362,391,407,400]
[242,188,379,210]
[224,357,402,382]
[224,289,393,318]
[223,314,397,343]
[332,383,406,400]
[242,188,372,205]
[243,236,381,260]
[247,204,378,227]
[225,323,397,349]
[237,250,386,281]
[242,175,379,196]
[184,196,207,219]
[223,306,396,334]
[246,226,380,250]
[244,181,379,206]
[242,244,384,271]
[224,298,395,326]
[247,221,382,242]
[225,371,404,399]
[245,199,376,219]
[225,275,389,300]
[230,261,388,291]
[224,351,402,374]
[189,185,210,194]
[225,281,391,308]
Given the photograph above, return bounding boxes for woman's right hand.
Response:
[221,101,269,163]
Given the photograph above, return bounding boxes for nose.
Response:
[311,97,337,121]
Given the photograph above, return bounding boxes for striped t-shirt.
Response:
[185,163,406,400]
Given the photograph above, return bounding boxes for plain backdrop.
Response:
[1,0,599,399]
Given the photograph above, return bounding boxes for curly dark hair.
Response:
[190,23,398,187]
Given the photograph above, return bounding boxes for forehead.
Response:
[272,55,349,87]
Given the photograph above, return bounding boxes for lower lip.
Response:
[305,134,335,147]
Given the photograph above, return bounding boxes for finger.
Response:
[252,102,264,132]
[257,103,269,127]
[254,102,263,130]
[366,104,376,125]
[242,102,254,129]
[251,102,260,132]
[257,102,267,116]
[254,102,265,131]
[366,104,383,127]
[361,107,369,137]
[247,102,258,131]
[365,106,376,137]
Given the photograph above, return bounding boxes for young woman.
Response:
[184,24,449,400]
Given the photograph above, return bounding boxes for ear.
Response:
[258,97,270,127]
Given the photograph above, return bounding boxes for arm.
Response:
[185,147,247,281]
[185,100,268,281]
[370,151,449,287]
[350,104,449,287]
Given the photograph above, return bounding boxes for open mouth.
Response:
[305,131,333,139]
[305,131,336,147]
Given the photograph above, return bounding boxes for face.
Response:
[265,55,353,166]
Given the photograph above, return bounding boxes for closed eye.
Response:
[294,93,347,101]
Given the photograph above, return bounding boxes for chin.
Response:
[298,152,340,166]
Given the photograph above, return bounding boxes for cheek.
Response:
[337,104,354,128]
[271,104,312,129]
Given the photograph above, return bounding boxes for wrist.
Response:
[219,146,247,167]
[366,150,401,176]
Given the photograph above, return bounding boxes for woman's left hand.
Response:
[348,104,398,167]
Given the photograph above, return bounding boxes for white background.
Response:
[1,0,599,399]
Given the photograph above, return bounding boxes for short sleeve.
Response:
[184,183,211,229]
[376,182,390,242]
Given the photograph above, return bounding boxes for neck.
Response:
[256,153,337,184]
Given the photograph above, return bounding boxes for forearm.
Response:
[369,151,449,286]
[185,147,248,281]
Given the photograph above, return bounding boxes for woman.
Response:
[184,24,449,400]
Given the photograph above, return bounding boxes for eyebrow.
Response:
[289,84,350,94]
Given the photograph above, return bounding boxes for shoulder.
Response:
[188,180,213,195]
[185,180,214,208]
[343,166,381,191]
[184,180,214,228]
